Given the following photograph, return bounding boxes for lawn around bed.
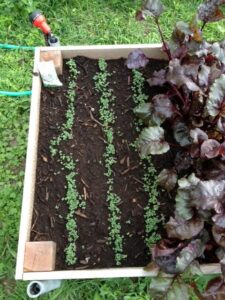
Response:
[0,0,224,299]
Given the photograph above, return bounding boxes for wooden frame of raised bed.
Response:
[15,44,221,281]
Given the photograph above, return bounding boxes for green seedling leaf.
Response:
[207,74,225,117]
[138,126,170,157]
[165,217,204,240]
[158,168,177,192]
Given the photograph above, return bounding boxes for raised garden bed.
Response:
[15,45,220,281]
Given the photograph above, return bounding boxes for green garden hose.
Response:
[0,44,34,96]
[0,91,32,97]
[0,43,35,50]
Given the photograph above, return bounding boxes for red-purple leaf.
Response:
[213,213,225,228]
[174,151,193,172]
[138,126,170,157]
[220,142,225,157]
[217,117,225,134]
[165,217,204,240]
[158,168,177,191]
[126,49,149,69]
[198,64,210,86]
[151,239,183,274]
[192,180,225,213]
[167,59,201,92]
[201,139,221,158]
[175,173,200,220]
[147,69,166,86]
[190,128,208,144]
[176,239,205,273]
[173,122,192,147]
[213,225,225,247]
[152,94,174,120]
[143,0,165,19]
[197,0,225,23]
[207,74,225,117]
[135,10,146,21]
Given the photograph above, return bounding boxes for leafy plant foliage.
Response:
[131,0,225,298]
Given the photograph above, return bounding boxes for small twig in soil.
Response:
[135,252,143,259]
[81,178,89,188]
[97,239,107,244]
[132,176,144,186]
[125,95,131,102]
[125,139,130,152]
[120,156,126,165]
[88,109,103,127]
[49,216,55,228]
[97,136,107,144]
[126,156,130,168]
[121,168,130,175]
[137,203,144,210]
[75,209,88,219]
[45,188,49,201]
[83,187,88,200]
[31,212,39,232]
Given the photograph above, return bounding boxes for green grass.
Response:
[0,0,224,299]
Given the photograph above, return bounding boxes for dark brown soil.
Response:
[31,57,171,270]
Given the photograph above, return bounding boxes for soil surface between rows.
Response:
[31,57,173,270]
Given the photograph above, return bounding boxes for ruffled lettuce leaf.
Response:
[165,217,204,240]
[197,0,224,23]
[207,74,225,117]
[138,126,170,157]
[158,168,177,192]
[126,49,149,69]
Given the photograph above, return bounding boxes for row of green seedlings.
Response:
[131,69,163,246]
[50,59,85,265]
[94,59,126,265]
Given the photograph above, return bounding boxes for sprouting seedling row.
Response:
[49,59,84,265]
[94,58,126,266]
[131,69,162,247]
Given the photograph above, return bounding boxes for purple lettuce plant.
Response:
[128,0,225,298]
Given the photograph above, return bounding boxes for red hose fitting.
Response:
[29,11,51,35]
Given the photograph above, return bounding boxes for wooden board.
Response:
[15,44,221,280]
